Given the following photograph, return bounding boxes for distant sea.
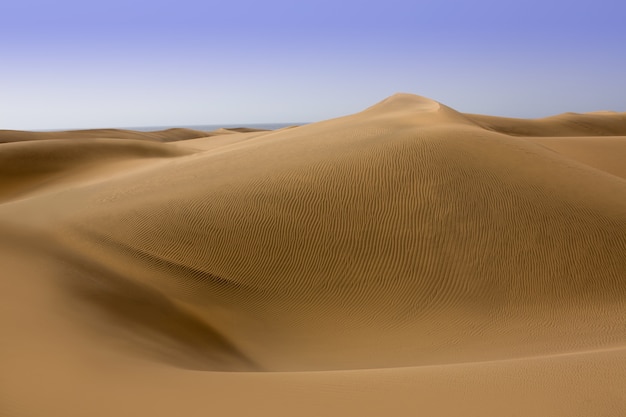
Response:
[122,123,304,132]
[32,122,306,132]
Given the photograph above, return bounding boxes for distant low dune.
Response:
[0,127,213,144]
[1,94,625,417]
[466,111,626,136]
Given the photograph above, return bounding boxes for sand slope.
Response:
[1,94,625,416]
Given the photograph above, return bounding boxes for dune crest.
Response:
[365,93,443,112]
[360,93,479,127]
[1,93,625,416]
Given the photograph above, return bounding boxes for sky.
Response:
[1,0,625,130]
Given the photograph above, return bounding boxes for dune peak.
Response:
[366,92,442,113]
[355,92,480,127]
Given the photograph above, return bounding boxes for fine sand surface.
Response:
[1,94,625,416]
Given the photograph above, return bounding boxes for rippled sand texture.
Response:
[1,94,626,416]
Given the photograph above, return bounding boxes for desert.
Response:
[1,93,626,416]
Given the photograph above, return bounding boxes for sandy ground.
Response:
[1,94,625,416]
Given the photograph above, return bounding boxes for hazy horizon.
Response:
[2,0,625,130]
[18,122,303,133]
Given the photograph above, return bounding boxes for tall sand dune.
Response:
[1,93,625,416]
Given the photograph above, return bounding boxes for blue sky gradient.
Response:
[2,0,625,129]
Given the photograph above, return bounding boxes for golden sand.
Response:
[1,94,625,416]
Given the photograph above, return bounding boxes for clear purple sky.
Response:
[1,0,625,130]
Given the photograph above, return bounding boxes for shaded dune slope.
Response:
[2,94,624,374]
[0,139,194,202]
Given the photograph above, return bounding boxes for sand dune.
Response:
[0,127,213,144]
[466,111,626,136]
[0,139,194,202]
[1,93,625,416]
